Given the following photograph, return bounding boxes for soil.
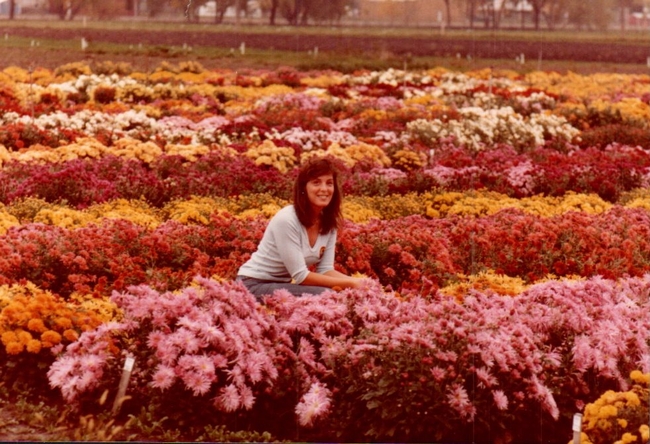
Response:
[2,24,650,73]
[0,400,66,442]
[3,25,650,64]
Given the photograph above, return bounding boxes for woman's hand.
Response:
[344,276,364,289]
[302,270,366,291]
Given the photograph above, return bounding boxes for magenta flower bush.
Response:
[46,276,650,442]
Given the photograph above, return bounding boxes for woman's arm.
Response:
[301,269,364,290]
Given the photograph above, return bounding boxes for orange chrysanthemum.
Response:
[26,339,42,354]
[41,330,62,347]
[62,329,79,342]
[1,330,18,346]
[5,341,24,355]
[17,330,33,345]
[27,318,48,333]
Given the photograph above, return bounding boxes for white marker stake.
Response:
[572,413,582,444]
[112,355,135,415]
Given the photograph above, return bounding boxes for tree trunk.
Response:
[9,0,15,19]
[269,0,277,24]
[293,0,303,25]
[532,0,545,30]
[443,0,451,26]
[619,1,625,31]
[468,0,476,28]
[299,0,310,25]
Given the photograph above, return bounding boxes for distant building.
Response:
[356,0,462,26]
[1,0,48,15]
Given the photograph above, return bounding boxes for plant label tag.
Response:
[124,356,135,372]
[572,413,582,432]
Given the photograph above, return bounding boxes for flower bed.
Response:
[0,61,649,443]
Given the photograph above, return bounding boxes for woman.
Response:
[237,157,363,299]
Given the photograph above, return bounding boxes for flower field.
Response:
[0,60,649,443]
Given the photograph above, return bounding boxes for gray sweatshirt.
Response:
[237,205,337,284]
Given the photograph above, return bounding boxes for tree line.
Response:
[3,0,648,32]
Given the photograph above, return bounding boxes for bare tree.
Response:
[530,0,546,29]
[49,0,87,19]
[565,0,613,29]
[308,0,347,24]
[268,0,279,24]
[443,0,452,26]
[466,0,478,28]
[214,0,235,23]
[259,0,348,25]
[618,0,633,29]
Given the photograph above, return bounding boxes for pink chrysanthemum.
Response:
[151,364,176,391]
[447,383,476,420]
[182,371,212,396]
[295,382,332,427]
[493,390,508,410]
[217,384,241,412]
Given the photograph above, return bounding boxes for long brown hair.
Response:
[293,157,342,234]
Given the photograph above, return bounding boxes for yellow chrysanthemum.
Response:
[630,370,650,385]
[440,270,529,301]
[0,209,20,235]
[617,432,638,444]
[392,149,426,171]
[640,425,649,442]
[245,139,296,174]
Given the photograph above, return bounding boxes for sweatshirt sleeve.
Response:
[268,210,310,284]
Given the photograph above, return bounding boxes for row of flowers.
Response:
[0,64,649,154]
[2,278,649,443]
[3,63,650,121]
[1,207,650,299]
[2,274,649,442]
[34,276,650,443]
[1,189,649,232]
[0,144,648,206]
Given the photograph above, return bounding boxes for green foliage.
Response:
[197,424,276,442]
[125,404,182,441]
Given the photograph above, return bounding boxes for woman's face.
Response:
[305,173,335,213]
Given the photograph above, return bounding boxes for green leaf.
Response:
[366,399,381,410]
